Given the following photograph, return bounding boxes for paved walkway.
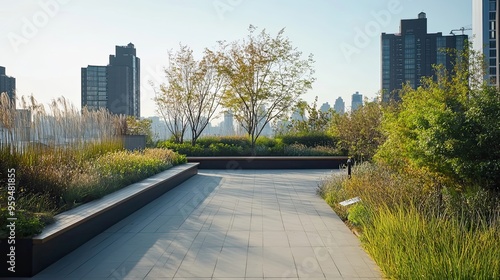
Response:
[34,169,382,279]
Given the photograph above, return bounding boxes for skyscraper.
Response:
[473,0,499,85]
[0,66,16,106]
[351,92,363,111]
[333,97,345,115]
[82,43,140,117]
[81,65,107,111]
[319,102,331,114]
[381,12,468,102]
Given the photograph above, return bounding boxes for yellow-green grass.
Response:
[319,163,500,280]
[362,204,499,280]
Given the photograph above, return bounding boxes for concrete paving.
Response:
[33,169,382,279]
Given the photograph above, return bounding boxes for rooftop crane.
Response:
[450,26,472,35]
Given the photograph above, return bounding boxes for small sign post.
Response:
[339,196,361,206]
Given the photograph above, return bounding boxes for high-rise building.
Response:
[82,43,140,117]
[473,0,499,85]
[351,92,363,111]
[319,102,331,114]
[0,66,16,106]
[81,66,107,111]
[221,110,235,136]
[333,97,345,115]
[381,12,468,102]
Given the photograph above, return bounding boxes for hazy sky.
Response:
[1,0,471,117]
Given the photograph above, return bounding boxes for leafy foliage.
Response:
[0,209,46,238]
[125,116,155,147]
[330,100,384,161]
[279,132,336,148]
[287,96,332,134]
[376,48,500,191]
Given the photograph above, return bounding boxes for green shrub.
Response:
[283,144,339,156]
[0,209,46,238]
[158,142,207,156]
[278,132,336,147]
[158,136,343,156]
[208,143,245,156]
[348,203,371,227]
[196,136,251,148]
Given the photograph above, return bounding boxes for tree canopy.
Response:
[375,48,500,191]
[213,25,315,153]
[330,100,384,162]
[155,45,224,145]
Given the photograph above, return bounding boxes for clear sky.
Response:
[1,0,471,117]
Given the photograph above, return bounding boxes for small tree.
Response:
[330,99,384,162]
[155,45,224,145]
[214,25,315,154]
[287,96,332,134]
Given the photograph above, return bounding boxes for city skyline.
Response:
[1,1,471,116]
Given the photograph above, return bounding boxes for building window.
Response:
[490,1,497,11]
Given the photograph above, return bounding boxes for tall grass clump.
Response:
[318,162,500,279]
[362,204,499,279]
[1,94,186,237]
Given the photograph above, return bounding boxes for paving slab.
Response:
[33,169,382,279]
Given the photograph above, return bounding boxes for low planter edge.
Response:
[187,156,348,169]
[0,163,198,277]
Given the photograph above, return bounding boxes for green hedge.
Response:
[158,134,342,156]
[278,132,337,147]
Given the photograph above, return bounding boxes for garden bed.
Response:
[188,156,348,169]
[0,163,198,277]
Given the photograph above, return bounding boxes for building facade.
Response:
[0,66,16,106]
[381,12,468,102]
[351,92,363,111]
[81,66,107,111]
[82,43,140,117]
[473,0,500,85]
[333,97,345,115]
[319,102,331,114]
